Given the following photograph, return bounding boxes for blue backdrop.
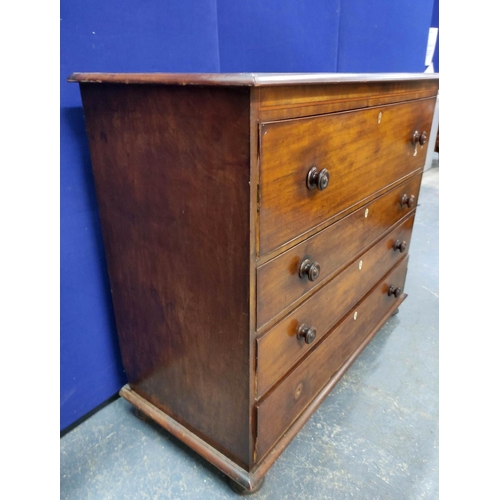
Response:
[61,0,437,431]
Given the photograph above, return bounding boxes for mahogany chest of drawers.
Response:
[70,72,439,493]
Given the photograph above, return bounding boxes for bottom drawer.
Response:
[255,256,409,462]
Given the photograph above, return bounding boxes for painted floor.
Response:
[61,166,439,500]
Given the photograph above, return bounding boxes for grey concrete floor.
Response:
[61,167,439,499]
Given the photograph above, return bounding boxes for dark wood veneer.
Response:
[256,214,415,397]
[71,73,438,492]
[70,72,439,87]
[256,173,422,330]
[79,83,252,468]
[258,98,435,254]
[256,256,409,461]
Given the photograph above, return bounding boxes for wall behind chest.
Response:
[336,0,435,72]
[216,0,435,73]
[60,0,221,431]
[217,0,341,72]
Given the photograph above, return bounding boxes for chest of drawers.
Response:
[70,72,439,493]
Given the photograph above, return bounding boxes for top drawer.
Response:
[259,97,436,254]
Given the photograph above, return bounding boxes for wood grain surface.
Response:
[257,79,439,120]
[256,256,410,461]
[256,214,415,397]
[79,83,253,469]
[69,72,439,87]
[256,173,422,330]
[72,74,439,483]
[258,98,436,254]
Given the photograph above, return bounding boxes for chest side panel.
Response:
[80,84,253,469]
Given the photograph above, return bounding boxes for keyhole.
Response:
[294,382,303,400]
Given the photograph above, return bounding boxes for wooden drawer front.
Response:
[257,173,422,330]
[259,97,436,254]
[256,214,414,398]
[255,256,409,462]
[258,80,440,121]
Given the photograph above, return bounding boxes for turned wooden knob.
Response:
[400,194,415,208]
[412,130,427,146]
[299,259,321,281]
[306,167,329,191]
[388,285,402,298]
[297,324,317,344]
[393,240,407,253]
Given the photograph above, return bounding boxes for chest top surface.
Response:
[68,72,439,86]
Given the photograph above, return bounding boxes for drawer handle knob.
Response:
[400,194,415,208]
[412,130,428,146]
[393,240,407,253]
[388,285,403,298]
[298,324,317,344]
[299,259,321,281]
[306,167,329,191]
